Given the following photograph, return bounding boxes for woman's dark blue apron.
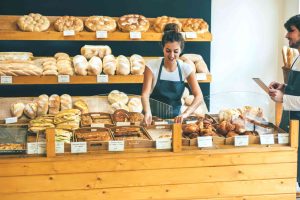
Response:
[280,56,300,182]
[149,59,185,118]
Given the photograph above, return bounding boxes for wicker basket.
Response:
[282,66,291,84]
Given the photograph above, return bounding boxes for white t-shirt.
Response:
[146,57,193,92]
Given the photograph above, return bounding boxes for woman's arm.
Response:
[141,66,154,125]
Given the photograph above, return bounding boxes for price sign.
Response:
[96,31,108,38]
[196,73,207,81]
[71,142,87,153]
[185,32,197,39]
[55,142,65,153]
[5,117,17,124]
[130,32,142,39]
[156,138,171,149]
[1,76,12,84]
[91,123,105,128]
[197,136,213,148]
[58,75,70,83]
[27,142,38,154]
[234,135,249,146]
[260,134,275,145]
[116,122,131,126]
[108,141,125,151]
[97,75,109,83]
[154,121,168,125]
[185,120,198,124]
[278,133,289,144]
[63,30,75,36]
[37,142,46,154]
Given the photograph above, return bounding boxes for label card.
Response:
[55,142,65,153]
[91,123,105,128]
[197,136,213,148]
[156,138,171,149]
[185,120,198,124]
[196,73,207,81]
[154,121,168,125]
[58,75,70,83]
[63,30,75,36]
[37,142,46,154]
[108,141,125,151]
[130,32,142,39]
[185,32,197,39]
[260,134,275,145]
[5,117,17,124]
[27,142,38,154]
[155,126,167,129]
[234,135,249,146]
[96,31,108,38]
[116,122,131,126]
[97,74,109,83]
[1,76,12,84]
[71,142,87,153]
[278,133,289,144]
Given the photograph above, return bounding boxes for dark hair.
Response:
[284,14,300,32]
[161,23,185,50]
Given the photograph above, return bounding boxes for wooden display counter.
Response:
[0,121,298,200]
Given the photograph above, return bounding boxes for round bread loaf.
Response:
[182,18,209,33]
[24,102,38,119]
[11,102,25,118]
[116,55,130,75]
[108,90,129,105]
[153,16,182,32]
[17,13,50,32]
[128,97,143,113]
[130,54,145,75]
[117,14,150,32]
[54,16,84,32]
[85,16,117,32]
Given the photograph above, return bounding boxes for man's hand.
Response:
[269,88,283,102]
[269,81,285,91]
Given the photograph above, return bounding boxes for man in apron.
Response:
[268,14,300,191]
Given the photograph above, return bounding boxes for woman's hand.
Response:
[174,113,189,124]
[143,112,152,126]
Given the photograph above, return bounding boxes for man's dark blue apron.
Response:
[149,59,185,118]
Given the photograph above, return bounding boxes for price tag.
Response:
[156,138,171,149]
[278,133,289,144]
[260,134,275,145]
[37,142,46,154]
[186,120,198,124]
[96,31,108,38]
[27,142,38,154]
[154,121,168,125]
[71,142,87,153]
[91,123,105,128]
[197,136,213,148]
[63,30,75,36]
[185,32,197,39]
[155,126,166,129]
[1,76,12,84]
[5,117,17,124]
[58,75,70,83]
[130,32,142,39]
[108,141,125,151]
[55,142,65,153]
[180,32,186,38]
[196,73,207,81]
[234,135,249,146]
[116,122,131,126]
[97,74,109,83]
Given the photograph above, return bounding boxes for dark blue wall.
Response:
[0,0,211,107]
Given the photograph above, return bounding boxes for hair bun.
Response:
[163,23,180,33]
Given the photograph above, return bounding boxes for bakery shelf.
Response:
[0,15,212,42]
[0,74,212,85]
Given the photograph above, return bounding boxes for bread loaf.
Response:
[60,94,72,110]
[73,55,88,76]
[54,16,84,32]
[116,55,130,75]
[110,102,129,113]
[103,55,116,75]
[130,54,145,75]
[0,52,33,61]
[117,14,150,32]
[24,102,38,119]
[182,18,209,33]
[128,97,143,113]
[74,99,89,114]
[88,56,102,75]
[10,102,25,118]
[17,13,50,32]
[84,16,117,32]
[80,45,112,59]
[108,90,129,104]
[37,94,49,116]
[49,94,60,115]
[181,54,209,73]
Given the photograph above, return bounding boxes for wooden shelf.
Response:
[0,74,212,85]
[0,15,212,41]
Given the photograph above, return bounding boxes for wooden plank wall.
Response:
[0,148,297,200]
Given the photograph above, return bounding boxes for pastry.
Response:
[182,18,209,33]
[54,16,84,32]
[81,45,112,59]
[24,102,38,119]
[10,102,25,118]
[116,55,130,75]
[130,54,145,75]
[117,14,150,32]
[48,94,60,115]
[17,13,50,32]
[85,16,117,32]
[153,16,182,32]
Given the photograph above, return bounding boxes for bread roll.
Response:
[103,55,116,75]
[130,54,145,75]
[24,102,38,119]
[180,56,196,73]
[116,55,130,75]
[37,94,49,116]
[128,97,143,113]
[49,94,60,115]
[60,94,72,110]
[10,102,25,118]
[80,45,112,59]
[88,56,102,75]
[107,90,129,104]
